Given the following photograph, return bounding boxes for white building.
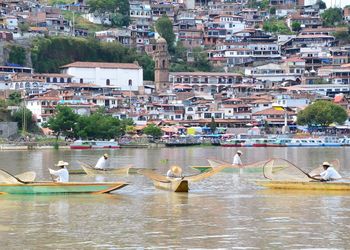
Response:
[5,16,18,30]
[61,61,143,91]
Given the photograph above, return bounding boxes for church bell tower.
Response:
[154,37,170,92]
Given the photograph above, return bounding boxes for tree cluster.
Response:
[8,45,26,66]
[321,8,343,27]
[43,106,134,140]
[155,16,176,53]
[87,0,130,27]
[170,43,212,72]
[31,36,155,80]
[263,18,292,34]
[297,100,347,127]
[143,124,163,138]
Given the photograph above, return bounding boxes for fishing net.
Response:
[0,169,23,184]
[138,169,171,183]
[185,165,226,182]
[262,158,310,181]
[208,159,269,169]
[15,171,36,182]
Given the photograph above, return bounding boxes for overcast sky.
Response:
[323,0,349,8]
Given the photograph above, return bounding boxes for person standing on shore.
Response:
[95,154,109,170]
[49,161,69,182]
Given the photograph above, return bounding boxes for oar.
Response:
[0,169,30,184]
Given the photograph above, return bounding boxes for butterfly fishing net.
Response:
[262,158,310,181]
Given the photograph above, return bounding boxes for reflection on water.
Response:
[0,147,350,248]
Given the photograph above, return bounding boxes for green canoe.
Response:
[0,182,129,195]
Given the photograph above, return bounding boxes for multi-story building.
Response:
[169,72,242,93]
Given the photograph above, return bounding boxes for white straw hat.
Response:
[237,150,243,155]
[55,160,69,167]
[322,161,330,167]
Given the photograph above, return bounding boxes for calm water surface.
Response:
[1,147,350,249]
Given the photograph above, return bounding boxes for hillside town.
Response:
[0,0,349,141]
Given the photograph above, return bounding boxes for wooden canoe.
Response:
[0,182,129,194]
[139,166,225,192]
[256,180,350,191]
[79,162,146,176]
[139,169,188,192]
[191,159,268,173]
[153,179,189,192]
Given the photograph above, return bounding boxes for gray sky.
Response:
[323,0,350,8]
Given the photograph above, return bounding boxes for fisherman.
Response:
[95,153,109,170]
[233,150,243,166]
[49,160,69,182]
[317,162,342,181]
[166,165,182,178]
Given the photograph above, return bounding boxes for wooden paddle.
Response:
[0,169,31,184]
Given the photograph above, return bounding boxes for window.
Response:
[106,79,110,86]
[175,115,181,119]
[53,77,57,83]
[80,78,83,83]
[204,113,212,118]
[60,77,64,83]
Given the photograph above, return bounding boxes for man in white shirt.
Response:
[319,162,342,181]
[95,154,109,170]
[233,150,243,166]
[49,161,69,182]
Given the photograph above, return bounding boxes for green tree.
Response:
[263,18,291,34]
[75,110,133,139]
[297,101,347,127]
[126,125,136,134]
[11,108,37,132]
[7,92,22,106]
[192,47,212,72]
[8,45,26,66]
[174,41,187,62]
[155,16,175,53]
[18,23,30,33]
[31,36,155,80]
[291,21,301,32]
[87,0,130,27]
[317,0,326,9]
[43,105,79,140]
[269,7,276,15]
[210,117,217,134]
[143,124,162,139]
[334,30,350,44]
[322,8,343,26]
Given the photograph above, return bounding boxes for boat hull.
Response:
[81,165,130,175]
[153,179,189,192]
[192,166,261,173]
[0,182,128,194]
[165,143,201,147]
[70,145,92,149]
[256,180,350,191]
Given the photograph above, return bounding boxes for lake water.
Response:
[1,147,350,249]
